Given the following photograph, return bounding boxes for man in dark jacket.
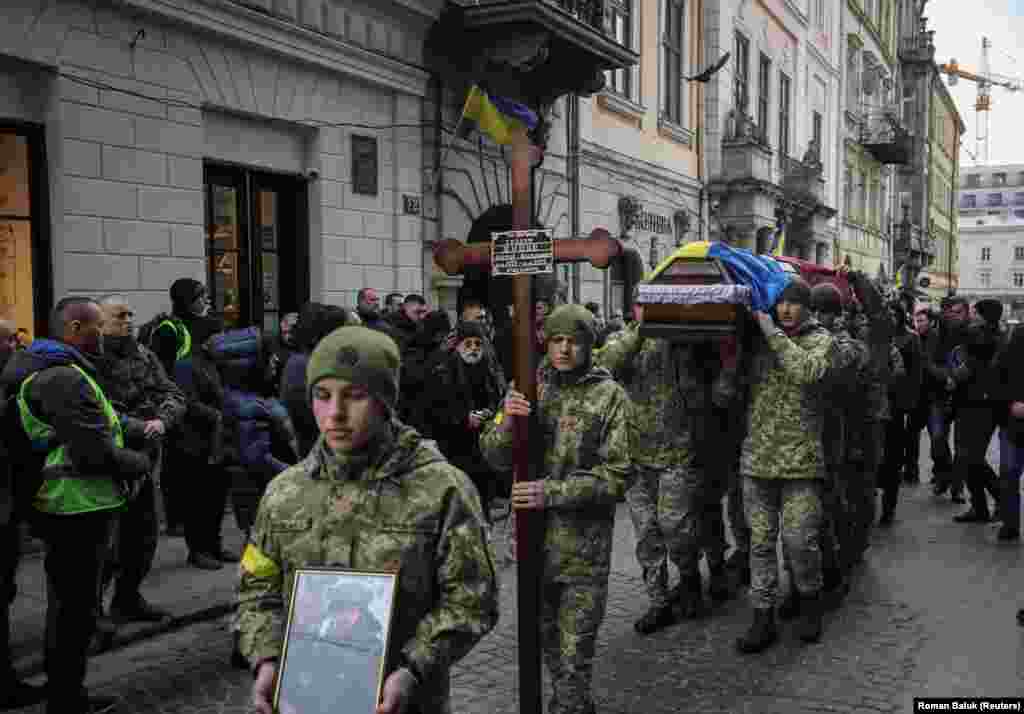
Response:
[280,303,359,458]
[877,300,922,524]
[149,278,217,536]
[262,312,298,396]
[924,296,970,500]
[0,319,45,709]
[905,307,937,485]
[996,324,1024,541]
[421,321,505,522]
[355,288,394,336]
[153,279,227,569]
[0,297,152,714]
[95,295,187,625]
[950,300,1004,523]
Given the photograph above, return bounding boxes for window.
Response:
[813,0,825,30]
[961,194,977,209]
[663,0,685,124]
[1015,246,1024,261]
[869,182,879,228]
[966,174,980,188]
[981,246,992,262]
[607,0,633,97]
[994,172,1007,186]
[734,32,751,114]
[986,192,1004,207]
[980,271,992,288]
[0,127,50,339]
[778,72,791,160]
[205,165,309,331]
[811,111,823,162]
[1015,273,1024,288]
[1014,192,1024,206]
[843,169,853,218]
[1017,171,1024,186]
[757,54,771,143]
[859,171,868,222]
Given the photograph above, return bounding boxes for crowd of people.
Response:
[1,264,1022,714]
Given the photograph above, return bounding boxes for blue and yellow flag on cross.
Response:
[770,220,786,257]
[458,85,539,146]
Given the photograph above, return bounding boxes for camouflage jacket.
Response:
[236,422,499,714]
[480,364,632,582]
[740,319,834,480]
[596,324,703,469]
[95,336,187,431]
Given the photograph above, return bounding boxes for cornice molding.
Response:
[118,0,431,97]
[579,140,702,197]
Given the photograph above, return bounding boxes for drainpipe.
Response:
[568,93,581,301]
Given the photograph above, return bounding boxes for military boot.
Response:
[671,574,705,620]
[707,564,732,604]
[725,549,750,587]
[776,585,800,621]
[735,608,778,654]
[633,603,675,635]
[796,591,824,643]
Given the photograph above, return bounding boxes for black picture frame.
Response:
[351,135,379,196]
[275,568,398,714]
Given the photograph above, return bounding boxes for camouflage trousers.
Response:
[727,468,750,556]
[540,578,609,714]
[626,463,719,609]
[743,476,824,609]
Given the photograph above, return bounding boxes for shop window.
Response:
[0,127,50,340]
[204,164,309,332]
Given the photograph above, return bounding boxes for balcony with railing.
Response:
[859,109,912,165]
[434,0,639,104]
[898,18,936,67]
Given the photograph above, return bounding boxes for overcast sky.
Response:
[926,0,1024,167]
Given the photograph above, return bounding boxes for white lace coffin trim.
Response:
[636,284,752,305]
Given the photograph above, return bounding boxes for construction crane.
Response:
[939,37,1024,164]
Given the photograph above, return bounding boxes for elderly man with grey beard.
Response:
[94,295,186,631]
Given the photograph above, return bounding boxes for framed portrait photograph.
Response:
[274,568,398,714]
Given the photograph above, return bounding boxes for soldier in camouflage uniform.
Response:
[596,304,739,635]
[807,283,869,604]
[844,272,902,569]
[238,326,499,714]
[482,304,631,714]
[736,279,834,654]
[95,295,187,625]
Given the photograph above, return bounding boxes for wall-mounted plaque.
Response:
[402,194,421,215]
[351,135,379,196]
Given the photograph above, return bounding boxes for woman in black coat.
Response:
[997,324,1024,543]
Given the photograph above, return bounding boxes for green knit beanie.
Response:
[306,326,401,411]
[543,304,597,345]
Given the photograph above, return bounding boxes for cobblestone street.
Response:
[8,434,1022,714]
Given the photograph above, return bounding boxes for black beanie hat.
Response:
[810,283,844,315]
[455,320,487,343]
[170,278,205,316]
[974,298,1003,326]
[778,277,812,308]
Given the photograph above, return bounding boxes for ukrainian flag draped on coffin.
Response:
[648,241,793,313]
[459,85,539,146]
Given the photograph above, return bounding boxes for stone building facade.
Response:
[701,0,841,262]
[956,162,1024,319]
[0,0,438,335]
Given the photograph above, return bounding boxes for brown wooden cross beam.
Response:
[432,130,625,714]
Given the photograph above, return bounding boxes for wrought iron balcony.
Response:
[431,1,639,105]
[859,110,912,165]
[898,22,936,67]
